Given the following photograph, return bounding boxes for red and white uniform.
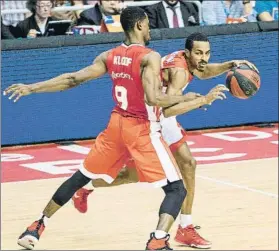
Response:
[108,44,161,122]
[160,50,194,152]
[80,44,181,187]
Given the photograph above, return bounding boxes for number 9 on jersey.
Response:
[115,86,128,110]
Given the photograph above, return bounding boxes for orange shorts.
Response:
[125,116,187,169]
[80,112,181,188]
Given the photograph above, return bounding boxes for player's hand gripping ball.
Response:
[226,62,260,99]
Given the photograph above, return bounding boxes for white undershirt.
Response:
[36,17,48,34]
[162,1,184,28]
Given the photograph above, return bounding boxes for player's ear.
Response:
[136,20,143,31]
[185,49,190,58]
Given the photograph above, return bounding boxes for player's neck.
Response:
[184,56,195,75]
[124,39,145,46]
[124,34,145,46]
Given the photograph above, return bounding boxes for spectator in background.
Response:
[1,1,29,26]
[52,0,86,26]
[145,0,199,29]
[255,0,278,21]
[77,0,124,26]
[1,17,15,39]
[86,0,97,4]
[13,0,57,38]
[202,0,257,26]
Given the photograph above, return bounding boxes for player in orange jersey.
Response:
[3,7,206,250]
[72,33,258,249]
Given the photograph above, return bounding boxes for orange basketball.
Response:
[226,64,260,99]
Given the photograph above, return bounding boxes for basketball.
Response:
[226,64,260,99]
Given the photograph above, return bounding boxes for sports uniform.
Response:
[80,44,182,187]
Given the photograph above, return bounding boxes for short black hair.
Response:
[185,32,209,51]
[120,7,147,33]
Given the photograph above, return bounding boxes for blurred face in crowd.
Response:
[165,0,179,6]
[186,41,211,72]
[35,0,53,19]
[100,0,122,15]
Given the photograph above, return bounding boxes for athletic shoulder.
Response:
[93,49,111,64]
[142,51,161,67]
[162,50,186,69]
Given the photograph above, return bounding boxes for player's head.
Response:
[120,7,151,46]
[185,32,210,72]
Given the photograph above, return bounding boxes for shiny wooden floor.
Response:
[1,158,278,250]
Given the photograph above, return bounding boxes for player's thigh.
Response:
[173,141,194,164]
[161,116,186,153]
[161,117,196,173]
[113,158,138,184]
[81,114,128,182]
[172,142,197,181]
[131,130,182,186]
[117,167,139,183]
[92,166,138,187]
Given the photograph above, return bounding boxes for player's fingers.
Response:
[249,63,259,74]
[215,84,226,88]
[234,61,240,68]
[3,85,19,95]
[218,92,227,99]
[213,84,227,92]
[242,61,259,74]
[8,90,19,101]
[14,93,22,103]
[217,86,229,92]
[212,93,223,100]
[214,96,223,100]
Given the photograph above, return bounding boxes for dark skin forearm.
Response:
[3,51,109,103]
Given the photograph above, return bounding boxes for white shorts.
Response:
[160,114,187,152]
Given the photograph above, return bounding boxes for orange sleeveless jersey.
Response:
[161,50,194,90]
[106,43,161,121]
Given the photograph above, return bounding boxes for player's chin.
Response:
[197,66,205,72]
[197,63,207,71]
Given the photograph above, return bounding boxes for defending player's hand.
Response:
[232,60,259,74]
[3,84,32,103]
[184,92,202,101]
[205,84,229,105]
[184,92,208,111]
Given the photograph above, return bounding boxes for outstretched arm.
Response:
[194,60,259,80]
[162,67,207,117]
[163,84,229,118]
[4,51,109,102]
[141,52,189,108]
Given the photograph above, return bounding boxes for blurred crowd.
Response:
[1,0,278,39]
